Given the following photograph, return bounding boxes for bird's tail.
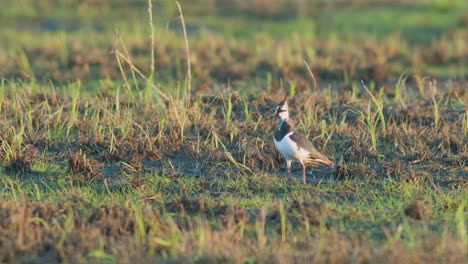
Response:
[305,152,334,167]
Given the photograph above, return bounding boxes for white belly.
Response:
[274,132,310,161]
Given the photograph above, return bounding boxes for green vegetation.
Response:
[0,0,466,263]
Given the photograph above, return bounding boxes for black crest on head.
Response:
[277,96,287,107]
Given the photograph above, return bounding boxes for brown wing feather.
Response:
[289,132,333,167]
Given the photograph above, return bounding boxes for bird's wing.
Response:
[289,132,333,166]
[289,132,316,152]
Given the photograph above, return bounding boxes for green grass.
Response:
[0,0,467,263]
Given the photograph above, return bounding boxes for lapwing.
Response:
[273,97,333,185]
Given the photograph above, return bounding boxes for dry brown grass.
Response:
[0,1,466,262]
[0,200,466,263]
[0,82,465,262]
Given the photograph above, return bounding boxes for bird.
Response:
[272,97,333,185]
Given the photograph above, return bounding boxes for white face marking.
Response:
[275,100,289,120]
[278,109,289,120]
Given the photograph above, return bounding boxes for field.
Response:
[0,0,467,263]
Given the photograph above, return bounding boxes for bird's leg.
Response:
[286,160,292,181]
[301,162,307,185]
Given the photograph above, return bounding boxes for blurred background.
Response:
[1,0,467,92]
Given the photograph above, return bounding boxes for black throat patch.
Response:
[274,119,294,141]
